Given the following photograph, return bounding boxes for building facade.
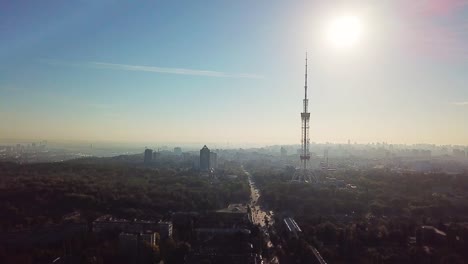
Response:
[144,149,153,164]
[210,152,218,169]
[174,147,182,155]
[200,145,210,171]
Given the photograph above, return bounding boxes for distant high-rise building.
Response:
[280,147,287,157]
[144,149,153,164]
[453,149,466,159]
[421,149,432,158]
[153,151,160,160]
[200,145,210,171]
[193,156,200,170]
[174,147,182,155]
[210,152,218,169]
[182,152,191,161]
[324,149,329,169]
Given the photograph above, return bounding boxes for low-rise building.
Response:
[93,215,172,239]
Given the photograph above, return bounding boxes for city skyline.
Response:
[2,0,468,145]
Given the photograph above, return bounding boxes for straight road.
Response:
[243,167,279,264]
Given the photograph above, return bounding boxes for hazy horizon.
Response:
[1,137,467,150]
[2,1,468,145]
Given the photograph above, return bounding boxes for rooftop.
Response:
[217,204,248,214]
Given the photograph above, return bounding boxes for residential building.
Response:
[200,145,210,171]
[210,152,218,169]
[144,149,153,164]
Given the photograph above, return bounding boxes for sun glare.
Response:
[326,15,363,49]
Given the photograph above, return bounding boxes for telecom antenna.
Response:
[293,53,316,182]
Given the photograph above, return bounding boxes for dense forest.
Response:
[0,160,250,231]
[247,162,468,263]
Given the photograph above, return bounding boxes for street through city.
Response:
[244,167,279,264]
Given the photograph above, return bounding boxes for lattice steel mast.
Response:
[293,53,313,182]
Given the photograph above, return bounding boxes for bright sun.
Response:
[326,15,363,49]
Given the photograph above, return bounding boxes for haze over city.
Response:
[3,1,468,264]
[2,0,468,146]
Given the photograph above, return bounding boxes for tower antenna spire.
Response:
[305,52,308,99]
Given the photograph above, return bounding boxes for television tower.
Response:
[293,53,315,182]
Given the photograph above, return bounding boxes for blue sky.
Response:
[1,0,468,145]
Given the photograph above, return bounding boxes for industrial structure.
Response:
[293,54,316,182]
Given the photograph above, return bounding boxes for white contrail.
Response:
[90,62,263,79]
[451,101,468,106]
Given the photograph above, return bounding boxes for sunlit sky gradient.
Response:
[1,0,468,146]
